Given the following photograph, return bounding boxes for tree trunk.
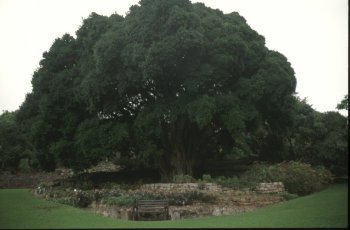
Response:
[158,115,200,181]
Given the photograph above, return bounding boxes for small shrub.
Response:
[166,193,189,206]
[78,181,94,190]
[72,191,92,208]
[187,191,217,204]
[242,161,333,196]
[240,162,273,183]
[54,197,74,206]
[172,174,196,183]
[270,161,323,196]
[202,174,212,182]
[92,190,103,202]
[18,158,32,172]
[165,191,216,206]
[214,176,239,188]
[102,195,135,207]
[213,176,257,189]
[314,166,333,185]
[281,192,299,201]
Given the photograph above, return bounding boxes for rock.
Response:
[102,210,109,217]
[255,182,285,193]
[169,210,181,220]
[120,208,132,220]
[212,207,222,216]
[222,207,236,215]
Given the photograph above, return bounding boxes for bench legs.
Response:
[133,212,169,221]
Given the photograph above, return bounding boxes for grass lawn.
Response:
[0,184,347,228]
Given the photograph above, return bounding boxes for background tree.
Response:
[0,111,31,171]
[336,94,348,111]
[17,34,85,171]
[288,97,348,176]
[16,14,129,172]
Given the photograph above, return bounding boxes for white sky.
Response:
[0,0,348,115]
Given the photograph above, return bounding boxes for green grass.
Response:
[0,184,347,228]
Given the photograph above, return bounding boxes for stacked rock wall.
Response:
[255,182,285,193]
[140,183,221,193]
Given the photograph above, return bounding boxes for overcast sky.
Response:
[0,0,348,115]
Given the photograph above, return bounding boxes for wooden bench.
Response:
[133,199,169,221]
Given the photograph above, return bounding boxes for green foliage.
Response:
[101,195,135,207]
[188,96,216,128]
[288,98,348,176]
[18,158,32,172]
[241,162,272,183]
[72,191,93,208]
[131,190,216,206]
[43,187,95,208]
[212,176,257,189]
[74,119,129,171]
[314,166,334,185]
[270,162,322,196]
[201,173,258,189]
[0,111,32,172]
[241,161,333,196]
[168,191,217,205]
[212,176,240,189]
[201,174,212,182]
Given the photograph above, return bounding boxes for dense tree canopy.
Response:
[85,0,297,179]
[9,0,346,179]
[0,111,31,171]
[287,98,348,176]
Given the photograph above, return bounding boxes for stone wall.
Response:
[32,181,286,221]
[255,182,285,193]
[90,202,132,220]
[141,182,285,194]
[140,183,221,193]
[168,204,257,220]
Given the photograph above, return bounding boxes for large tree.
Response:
[18,0,297,179]
[81,0,296,179]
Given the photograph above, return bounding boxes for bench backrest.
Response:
[136,200,169,210]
